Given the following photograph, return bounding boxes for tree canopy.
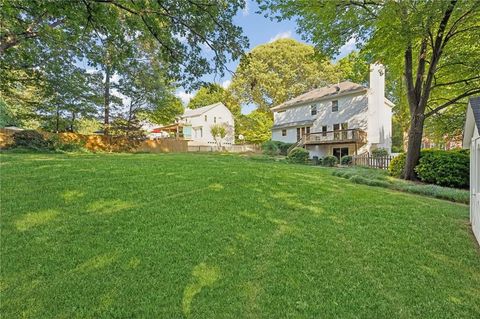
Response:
[261,0,480,179]
[1,0,249,134]
[230,38,338,111]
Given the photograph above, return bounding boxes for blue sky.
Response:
[176,0,356,114]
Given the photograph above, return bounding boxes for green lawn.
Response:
[1,153,479,318]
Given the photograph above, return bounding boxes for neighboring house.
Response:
[463,96,480,245]
[271,63,393,159]
[150,102,235,146]
[421,135,462,150]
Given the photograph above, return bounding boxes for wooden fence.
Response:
[352,155,395,170]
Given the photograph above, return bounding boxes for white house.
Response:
[146,103,235,146]
[463,96,480,245]
[271,63,393,159]
[180,102,235,146]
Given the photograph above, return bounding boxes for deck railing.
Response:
[304,129,367,145]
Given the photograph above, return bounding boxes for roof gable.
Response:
[470,96,480,134]
[271,81,367,111]
[463,96,480,148]
[182,102,225,118]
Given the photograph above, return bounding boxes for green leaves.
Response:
[230,38,338,111]
[1,0,249,132]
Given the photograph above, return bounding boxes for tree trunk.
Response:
[127,102,133,137]
[70,112,75,132]
[403,111,425,179]
[55,106,60,133]
[104,63,111,135]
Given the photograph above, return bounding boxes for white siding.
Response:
[471,127,480,245]
[311,94,368,133]
[184,104,234,145]
[272,127,298,143]
[272,93,368,145]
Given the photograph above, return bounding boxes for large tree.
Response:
[261,0,480,180]
[230,38,338,111]
[1,0,249,132]
[237,110,273,144]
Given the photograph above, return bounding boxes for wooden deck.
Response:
[303,129,367,145]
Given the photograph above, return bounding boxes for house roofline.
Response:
[271,88,367,112]
[182,102,225,118]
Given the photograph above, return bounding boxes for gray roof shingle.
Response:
[272,119,315,130]
[271,81,366,110]
[470,96,480,134]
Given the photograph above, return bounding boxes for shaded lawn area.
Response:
[1,152,479,318]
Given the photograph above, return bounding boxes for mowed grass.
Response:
[1,153,479,318]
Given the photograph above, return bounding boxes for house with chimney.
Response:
[271,63,394,159]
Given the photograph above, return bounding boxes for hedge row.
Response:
[388,149,469,189]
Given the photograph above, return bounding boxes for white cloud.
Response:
[176,91,194,105]
[269,31,292,43]
[242,2,249,16]
[337,38,357,59]
[221,79,231,89]
[85,67,98,74]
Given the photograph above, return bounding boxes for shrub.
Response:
[262,140,294,156]
[415,149,469,188]
[322,155,338,167]
[12,130,51,150]
[388,153,407,177]
[340,155,353,165]
[391,146,404,153]
[389,150,469,189]
[262,140,280,156]
[48,135,87,153]
[372,148,389,157]
[287,147,309,164]
[277,142,293,156]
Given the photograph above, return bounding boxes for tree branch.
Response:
[425,88,480,117]
[431,75,480,89]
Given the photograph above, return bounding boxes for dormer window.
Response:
[311,105,317,116]
[332,100,338,112]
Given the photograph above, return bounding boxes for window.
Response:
[322,125,327,137]
[204,115,208,122]
[214,116,217,123]
[311,105,317,116]
[306,127,310,134]
[200,127,203,138]
[332,100,338,112]
[297,128,301,141]
[282,129,287,136]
